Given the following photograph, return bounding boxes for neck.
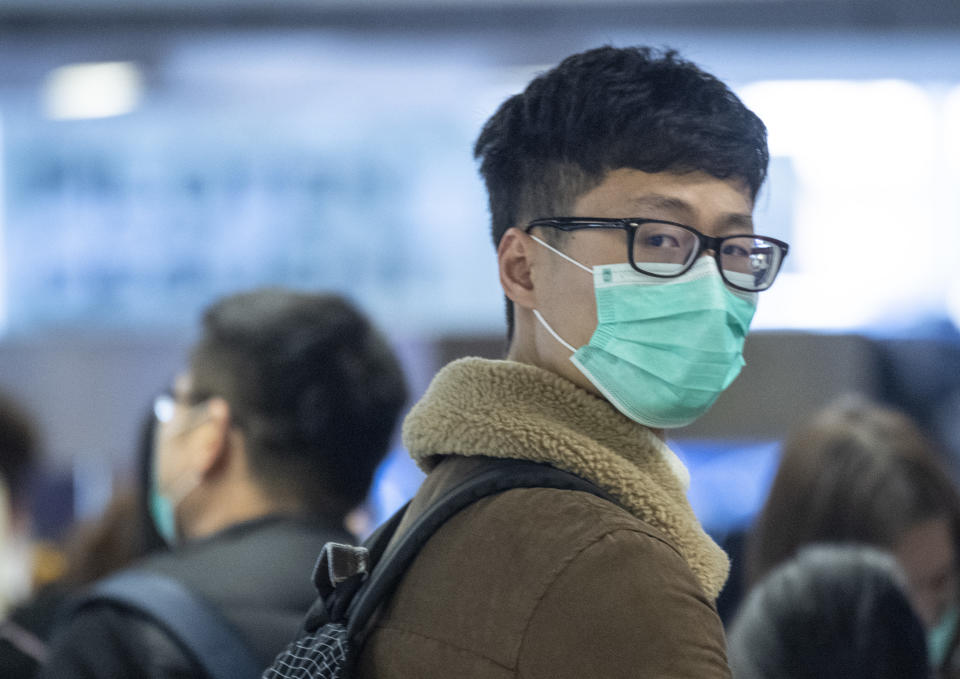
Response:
[182,481,300,541]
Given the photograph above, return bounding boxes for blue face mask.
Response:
[149,390,207,545]
[531,237,757,428]
[149,483,178,545]
[929,604,959,669]
[148,421,204,547]
[148,468,202,546]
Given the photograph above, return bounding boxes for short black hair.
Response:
[189,288,408,518]
[474,45,769,338]
[728,545,929,679]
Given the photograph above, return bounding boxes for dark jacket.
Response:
[358,358,732,679]
[0,583,71,679]
[40,515,351,679]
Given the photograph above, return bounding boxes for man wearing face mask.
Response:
[355,46,788,679]
[40,288,408,679]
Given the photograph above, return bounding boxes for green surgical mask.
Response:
[532,237,756,428]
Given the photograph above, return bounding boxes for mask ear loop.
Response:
[528,235,593,274]
[163,469,202,507]
[527,235,592,355]
[532,309,576,353]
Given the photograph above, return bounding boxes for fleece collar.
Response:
[402,357,729,600]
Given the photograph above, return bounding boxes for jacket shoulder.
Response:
[516,517,731,678]
[490,484,677,550]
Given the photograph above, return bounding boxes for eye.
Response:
[644,233,682,248]
[721,242,750,257]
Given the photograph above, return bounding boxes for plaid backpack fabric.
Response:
[261,623,350,678]
[261,460,617,679]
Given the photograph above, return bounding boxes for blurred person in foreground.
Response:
[0,391,46,675]
[40,288,408,679]
[0,391,40,616]
[746,395,960,677]
[355,45,788,678]
[0,406,167,679]
[728,544,930,679]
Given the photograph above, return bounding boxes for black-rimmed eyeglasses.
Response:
[525,217,790,292]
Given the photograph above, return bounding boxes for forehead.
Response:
[570,168,754,227]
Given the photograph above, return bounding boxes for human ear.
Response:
[498,227,537,311]
[190,398,232,478]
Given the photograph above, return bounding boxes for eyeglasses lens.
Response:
[153,393,176,424]
[631,223,699,276]
[719,237,783,291]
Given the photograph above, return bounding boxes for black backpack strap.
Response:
[80,570,262,679]
[307,501,411,627]
[346,459,618,639]
[0,618,49,664]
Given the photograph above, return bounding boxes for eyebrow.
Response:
[626,194,754,233]
[626,194,694,214]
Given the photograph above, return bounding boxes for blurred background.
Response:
[0,0,958,553]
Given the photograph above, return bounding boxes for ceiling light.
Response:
[43,61,143,120]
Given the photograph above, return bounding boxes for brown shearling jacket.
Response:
[358,358,732,679]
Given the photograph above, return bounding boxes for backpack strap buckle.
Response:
[313,543,370,599]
